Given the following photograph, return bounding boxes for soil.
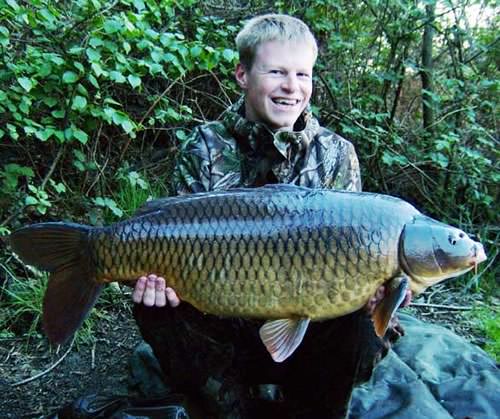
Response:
[0,285,495,419]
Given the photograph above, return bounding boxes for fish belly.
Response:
[91,188,416,320]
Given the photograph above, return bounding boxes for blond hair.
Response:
[236,14,318,69]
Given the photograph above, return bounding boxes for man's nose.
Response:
[282,73,299,92]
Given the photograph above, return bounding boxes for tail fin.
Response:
[9,222,103,344]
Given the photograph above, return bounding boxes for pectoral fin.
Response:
[259,318,310,363]
[372,276,409,338]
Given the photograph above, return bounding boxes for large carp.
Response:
[9,185,486,362]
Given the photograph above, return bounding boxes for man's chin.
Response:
[267,116,300,131]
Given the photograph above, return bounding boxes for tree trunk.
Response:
[421,1,436,132]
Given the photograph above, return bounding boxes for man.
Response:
[132,14,391,418]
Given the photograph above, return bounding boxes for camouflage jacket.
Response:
[174,97,361,194]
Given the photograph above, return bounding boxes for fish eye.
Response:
[459,232,465,239]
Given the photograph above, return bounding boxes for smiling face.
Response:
[235,40,315,131]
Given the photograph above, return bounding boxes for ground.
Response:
[0,285,495,419]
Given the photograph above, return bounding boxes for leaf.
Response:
[73,149,86,161]
[86,48,101,62]
[62,71,78,84]
[74,61,85,72]
[49,54,65,66]
[91,62,106,77]
[6,0,20,11]
[121,119,134,134]
[88,74,99,88]
[109,71,126,83]
[25,196,38,206]
[128,74,141,88]
[17,77,33,92]
[133,0,145,11]
[89,37,104,48]
[104,19,122,34]
[72,95,87,111]
[93,197,123,217]
[51,109,65,119]
[35,128,55,142]
[222,48,236,61]
[73,128,89,144]
[190,45,202,57]
[123,41,131,54]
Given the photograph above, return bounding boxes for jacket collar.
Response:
[222,97,320,159]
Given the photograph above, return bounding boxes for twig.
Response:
[411,302,472,310]
[91,340,96,369]
[208,70,233,107]
[11,338,75,387]
[118,75,183,162]
[40,145,66,190]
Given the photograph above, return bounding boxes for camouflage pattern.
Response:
[175,97,362,194]
[133,99,374,418]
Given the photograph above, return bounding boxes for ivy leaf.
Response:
[18,77,33,92]
[128,74,141,88]
[63,71,78,84]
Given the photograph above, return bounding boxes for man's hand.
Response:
[132,274,181,307]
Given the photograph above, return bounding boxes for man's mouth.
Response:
[271,98,301,106]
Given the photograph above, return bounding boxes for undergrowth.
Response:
[0,259,129,347]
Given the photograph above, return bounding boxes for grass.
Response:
[0,259,129,347]
[97,169,170,224]
[468,306,500,362]
[0,168,166,347]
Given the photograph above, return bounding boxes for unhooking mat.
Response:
[129,313,499,418]
[349,313,499,419]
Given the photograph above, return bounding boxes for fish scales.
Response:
[9,184,486,357]
[90,188,414,320]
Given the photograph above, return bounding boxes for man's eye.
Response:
[298,73,310,78]
[270,69,283,75]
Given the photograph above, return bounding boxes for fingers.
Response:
[132,276,148,304]
[132,274,180,308]
[166,287,181,307]
[154,277,166,307]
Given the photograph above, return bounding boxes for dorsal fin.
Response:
[133,184,311,217]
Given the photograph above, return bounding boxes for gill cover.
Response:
[400,215,482,294]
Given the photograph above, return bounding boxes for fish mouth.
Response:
[470,242,487,274]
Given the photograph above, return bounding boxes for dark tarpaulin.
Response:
[350,313,500,419]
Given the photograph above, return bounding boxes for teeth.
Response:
[273,99,298,105]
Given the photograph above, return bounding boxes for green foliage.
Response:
[0,0,239,223]
[469,306,500,362]
[0,0,497,348]
[0,262,127,345]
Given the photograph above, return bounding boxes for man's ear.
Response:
[235,63,248,89]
